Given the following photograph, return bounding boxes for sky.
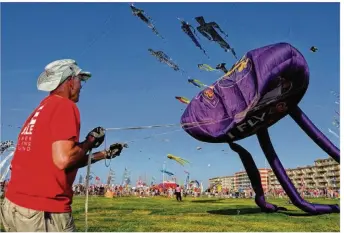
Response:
[1,2,340,187]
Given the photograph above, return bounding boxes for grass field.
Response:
[72,196,339,232]
[1,196,340,232]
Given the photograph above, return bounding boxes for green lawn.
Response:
[72,196,339,232]
[1,196,340,232]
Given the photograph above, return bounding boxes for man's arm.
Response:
[52,139,98,170]
[53,140,126,172]
[65,149,107,172]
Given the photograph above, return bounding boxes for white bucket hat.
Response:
[37,59,92,92]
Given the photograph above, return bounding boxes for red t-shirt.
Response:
[6,95,80,212]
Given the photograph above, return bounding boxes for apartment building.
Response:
[208,169,269,192]
[209,175,235,190]
[268,157,340,191]
[209,157,340,192]
[235,169,270,192]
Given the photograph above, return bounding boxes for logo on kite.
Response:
[203,88,215,100]
[237,58,250,72]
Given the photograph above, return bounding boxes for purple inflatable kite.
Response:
[181,42,339,215]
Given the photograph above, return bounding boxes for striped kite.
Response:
[130,4,164,39]
[175,96,190,104]
[197,63,216,72]
[188,79,207,88]
[148,49,180,71]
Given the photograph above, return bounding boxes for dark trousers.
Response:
[175,192,182,201]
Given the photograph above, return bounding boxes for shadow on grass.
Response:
[191,199,223,203]
[207,208,263,215]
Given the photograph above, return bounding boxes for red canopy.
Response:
[158,182,177,189]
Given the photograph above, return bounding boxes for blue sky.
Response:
[1,2,340,187]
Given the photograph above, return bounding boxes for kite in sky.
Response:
[188,79,207,89]
[178,18,208,58]
[328,128,339,138]
[197,63,217,72]
[328,91,340,139]
[0,140,14,154]
[130,4,164,39]
[331,90,339,100]
[332,118,340,128]
[167,154,190,166]
[160,169,174,176]
[175,96,190,104]
[148,49,180,71]
[195,16,237,59]
[310,46,318,52]
[181,42,339,215]
[216,63,228,73]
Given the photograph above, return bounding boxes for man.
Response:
[0,59,126,232]
[175,185,182,202]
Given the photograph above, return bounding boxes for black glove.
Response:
[105,143,128,159]
[86,127,105,149]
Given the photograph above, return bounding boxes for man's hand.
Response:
[86,127,105,149]
[105,143,128,159]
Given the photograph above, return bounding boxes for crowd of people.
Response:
[1,180,339,202]
[71,183,201,199]
[66,182,341,200]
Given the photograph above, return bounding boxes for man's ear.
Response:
[68,78,75,91]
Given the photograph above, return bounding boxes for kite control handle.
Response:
[105,143,129,159]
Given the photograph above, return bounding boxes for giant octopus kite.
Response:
[180,42,339,215]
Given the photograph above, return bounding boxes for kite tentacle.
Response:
[228,142,286,213]
[257,128,340,214]
[289,106,340,163]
